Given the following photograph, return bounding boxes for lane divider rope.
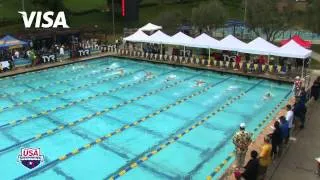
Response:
[105,80,264,180]
[0,72,203,154]
[0,69,161,130]
[0,60,109,88]
[0,67,141,112]
[14,76,232,180]
[0,63,132,98]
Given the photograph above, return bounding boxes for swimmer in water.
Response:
[145,71,153,79]
[263,92,273,100]
[194,80,205,87]
[118,68,125,75]
[165,74,176,82]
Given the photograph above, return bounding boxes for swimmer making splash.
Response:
[118,68,125,75]
[263,92,273,100]
[144,71,153,79]
[165,74,176,82]
[194,80,206,87]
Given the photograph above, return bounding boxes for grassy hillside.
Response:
[64,0,106,12]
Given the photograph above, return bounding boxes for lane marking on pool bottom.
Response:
[0,69,159,129]
[105,80,264,180]
[0,72,204,154]
[0,63,132,98]
[206,90,292,180]
[0,66,140,113]
[14,76,232,180]
[1,60,108,89]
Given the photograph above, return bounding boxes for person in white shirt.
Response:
[14,50,20,58]
[60,46,64,55]
[285,104,294,143]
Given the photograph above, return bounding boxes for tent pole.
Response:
[160,44,163,55]
[302,59,305,84]
[208,48,211,66]
[183,46,186,57]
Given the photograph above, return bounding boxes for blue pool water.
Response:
[0,57,291,180]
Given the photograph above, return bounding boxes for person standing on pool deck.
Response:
[233,123,252,168]
[292,76,302,97]
[258,136,272,180]
[285,105,294,143]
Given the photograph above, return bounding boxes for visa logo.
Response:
[18,11,70,28]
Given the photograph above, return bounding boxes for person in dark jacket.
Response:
[293,99,307,129]
[311,76,320,101]
[299,87,307,104]
[241,150,259,180]
[270,121,282,159]
[279,116,289,141]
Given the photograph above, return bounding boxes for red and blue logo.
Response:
[18,148,44,169]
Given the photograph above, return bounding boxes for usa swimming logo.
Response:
[17,148,44,169]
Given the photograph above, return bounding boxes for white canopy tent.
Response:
[239,37,279,55]
[272,40,312,59]
[147,30,171,44]
[219,35,248,52]
[167,32,195,57]
[147,30,172,54]
[138,23,162,32]
[193,33,222,62]
[272,40,312,79]
[123,30,150,43]
[193,33,221,49]
[167,32,194,46]
[123,29,313,60]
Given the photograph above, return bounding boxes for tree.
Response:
[306,0,320,33]
[191,0,226,34]
[32,0,65,12]
[154,10,183,32]
[246,0,295,41]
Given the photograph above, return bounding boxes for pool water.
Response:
[0,57,291,180]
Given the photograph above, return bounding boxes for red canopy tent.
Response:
[280,35,312,48]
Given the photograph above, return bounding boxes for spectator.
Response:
[14,50,20,58]
[258,136,272,180]
[293,76,302,97]
[299,87,307,104]
[311,76,320,101]
[235,54,241,70]
[270,121,282,159]
[279,116,289,145]
[293,98,307,129]
[60,45,65,55]
[241,150,259,180]
[285,104,294,141]
[233,123,252,168]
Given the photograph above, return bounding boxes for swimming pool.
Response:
[0,57,292,180]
